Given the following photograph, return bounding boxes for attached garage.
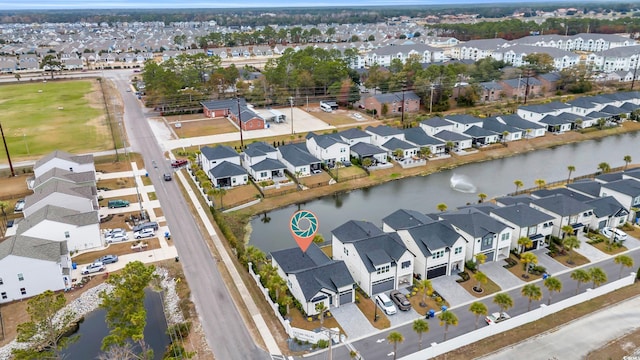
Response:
[339,290,353,305]
[426,264,447,279]
[483,251,495,262]
[372,277,394,295]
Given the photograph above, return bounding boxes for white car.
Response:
[105,228,125,238]
[14,199,25,212]
[485,312,511,325]
[353,113,363,120]
[106,232,129,243]
[134,228,156,239]
[81,262,105,275]
[601,227,628,242]
[375,293,397,315]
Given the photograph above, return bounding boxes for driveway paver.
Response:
[430,275,475,307]
[573,233,609,262]
[479,260,524,290]
[329,303,376,340]
[532,249,568,275]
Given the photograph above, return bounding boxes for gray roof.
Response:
[601,179,640,197]
[278,143,321,167]
[445,114,482,125]
[482,117,522,134]
[599,105,625,115]
[370,90,420,104]
[495,194,534,206]
[270,242,332,273]
[307,132,347,149]
[501,77,541,88]
[420,117,452,128]
[440,208,509,237]
[434,130,472,142]
[532,188,592,202]
[34,150,94,170]
[519,101,569,113]
[382,137,415,151]
[365,125,403,137]
[406,221,463,257]
[490,204,554,227]
[566,180,602,198]
[455,38,509,50]
[539,115,572,126]
[596,172,624,183]
[244,142,277,157]
[351,232,408,273]
[209,161,246,178]
[332,220,384,242]
[338,128,370,141]
[17,205,98,234]
[250,158,286,172]
[201,145,238,161]
[531,194,592,216]
[499,114,546,130]
[0,234,67,262]
[584,196,629,219]
[26,180,96,208]
[403,128,445,147]
[350,142,386,157]
[464,125,496,138]
[537,72,562,82]
[201,98,263,123]
[479,81,502,90]
[382,209,434,231]
[33,168,95,189]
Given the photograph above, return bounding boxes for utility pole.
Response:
[236,97,244,149]
[631,54,640,91]
[524,67,534,105]
[289,96,294,135]
[429,84,435,115]
[401,80,406,127]
[0,121,14,177]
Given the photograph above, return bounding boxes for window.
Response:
[260,171,268,178]
[0,292,5,299]
[64,231,70,239]
[0,278,3,285]
[17,273,24,281]
[454,247,463,255]
[20,288,26,295]
[343,247,349,256]
[528,226,537,236]
[401,260,411,269]
[501,233,510,241]
[432,250,445,259]
[569,215,578,224]
[376,265,390,274]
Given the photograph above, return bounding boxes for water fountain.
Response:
[450,173,477,194]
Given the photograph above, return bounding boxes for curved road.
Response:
[106,70,269,360]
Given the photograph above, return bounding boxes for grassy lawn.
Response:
[71,237,161,264]
[97,177,134,190]
[213,184,261,210]
[142,176,153,186]
[148,192,157,201]
[98,194,140,206]
[299,172,332,187]
[0,80,114,162]
[456,272,502,298]
[171,117,239,138]
[153,207,164,218]
[504,255,543,282]
[589,241,628,255]
[549,250,591,268]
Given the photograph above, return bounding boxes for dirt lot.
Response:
[170,117,239,138]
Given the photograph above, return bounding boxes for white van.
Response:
[320,103,332,112]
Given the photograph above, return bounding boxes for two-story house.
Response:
[33,150,95,178]
[305,133,350,168]
[199,145,247,188]
[277,143,322,177]
[530,194,594,238]
[489,204,555,252]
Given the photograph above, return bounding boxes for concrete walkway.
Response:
[430,275,475,307]
[480,261,524,290]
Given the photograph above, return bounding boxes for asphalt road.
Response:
[305,248,640,360]
[106,70,269,360]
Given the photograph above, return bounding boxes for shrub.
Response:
[530,265,547,275]
[465,260,477,272]
[456,272,470,283]
[315,339,329,349]
[167,322,192,337]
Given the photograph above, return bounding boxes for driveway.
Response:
[479,261,524,290]
[574,233,609,262]
[532,249,568,275]
[329,303,376,340]
[430,276,475,307]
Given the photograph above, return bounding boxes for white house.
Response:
[24,180,98,217]
[199,145,241,175]
[33,150,95,178]
[0,235,72,304]
[419,117,454,137]
[365,125,405,147]
[270,244,355,316]
[599,179,640,218]
[584,196,630,230]
[489,204,555,252]
[29,168,96,191]
[331,220,414,296]
[396,221,467,280]
[516,102,572,122]
[277,143,322,177]
[530,194,594,238]
[305,133,350,167]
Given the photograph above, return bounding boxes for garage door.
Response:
[484,251,495,262]
[427,264,447,279]
[339,290,353,305]
[372,278,394,295]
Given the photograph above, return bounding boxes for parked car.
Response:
[106,232,129,243]
[353,113,363,120]
[81,262,105,275]
[95,255,119,264]
[14,199,25,212]
[311,168,322,174]
[375,293,397,315]
[171,159,188,168]
[164,173,172,181]
[601,227,628,242]
[485,312,511,325]
[389,290,412,311]
[105,228,125,238]
[107,199,130,208]
[134,228,156,239]
[133,221,159,233]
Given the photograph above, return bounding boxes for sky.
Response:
[0,0,524,10]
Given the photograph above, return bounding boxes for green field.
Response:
[0,80,116,163]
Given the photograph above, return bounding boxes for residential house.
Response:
[381,209,434,233]
[365,44,442,67]
[33,150,95,178]
[463,126,500,146]
[350,142,387,165]
[499,77,543,100]
[16,205,101,251]
[277,143,322,177]
[498,114,546,138]
[331,220,413,296]
[481,117,523,142]
[201,98,265,131]
[517,102,572,123]
[529,194,594,238]
[489,204,555,251]
[566,179,602,199]
[451,38,510,61]
[242,142,279,167]
[419,117,454,137]
[403,127,446,156]
[28,168,96,191]
[305,133,350,167]
[396,221,467,279]
[365,125,405,147]
[380,137,418,160]
[247,158,286,182]
[584,196,630,230]
[24,180,98,217]
[599,179,640,220]
[199,145,241,175]
[433,130,473,152]
[363,91,420,117]
[271,244,355,316]
[587,45,640,72]
[444,114,484,134]
[501,45,578,70]
[538,114,574,133]
[338,128,371,145]
[479,81,504,102]
[536,72,562,94]
[438,209,512,262]
[0,235,72,304]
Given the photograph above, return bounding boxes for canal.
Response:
[249,132,640,253]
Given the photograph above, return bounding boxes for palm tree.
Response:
[514,179,523,194]
[245,245,266,270]
[543,277,562,305]
[493,293,514,317]
[315,302,327,325]
[0,200,8,232]
[468,302,488,329]
[520,252,538,278]
[477,193,487,203]
[475,253,487,271]
[598,162,611,174]
[521,284,542,311]
[534,178,546,189]
[445,141,455,154]
[419,147,431,159]
[517,236,533,254]
[614,254,634,279]
[282,295,293,316]
[212,187,227,210]
[561,225,575,239]
[415,279,433,307]
[387,331,404,360]
[571,269,591,294]
[567,165,576,184]
[412,319,429,350]
[588,267,607,288]
[436,203,448,212]
[501,131,509,144]
[438,310,458,341]
[362,158,373,167]
[562,236,580,265]
[393,148,404,160]
[623,155,632,170]
[473,271,488,293]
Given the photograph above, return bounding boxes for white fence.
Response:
[186,169,214,207]
[400,272,637,360]
[397,158,426,169]
[247,263,333,345]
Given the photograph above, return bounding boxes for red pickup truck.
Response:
[171,159,188,168]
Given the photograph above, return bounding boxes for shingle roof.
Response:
[350,142,386,157]
[420,117,452,128]
[338,128,370,141]
[531,188,592,202]
[566,180,601,198]
[0,234,67,262]
[370,91,420,104]
[601,179,640,197]
[482,117,522,134]
[17,205,98,234]
[499,114,546,130]
[32,168,95,189]
[434,130,472,142]
[439,209,509,237]
[464,125,496,137]
[532,194,593,215]
[307,133,347,149]
[403,128,444,147]
[331,220,384,242]
[250,158,286,172]
[200,145,238,161]
[277,143,320,167]
[382,137,415,150]
[200,98,263,123]
[365,125,404,137]
[25,180,95,209]
[445,114,482,125]
[351,232,408,272]
[34,150,94,170]
[406,221,463,257]
[293,261,354,301]
[490,204,554,227]
[270,243,332,273]
[382,209,434,230]
[209,161,246,178]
